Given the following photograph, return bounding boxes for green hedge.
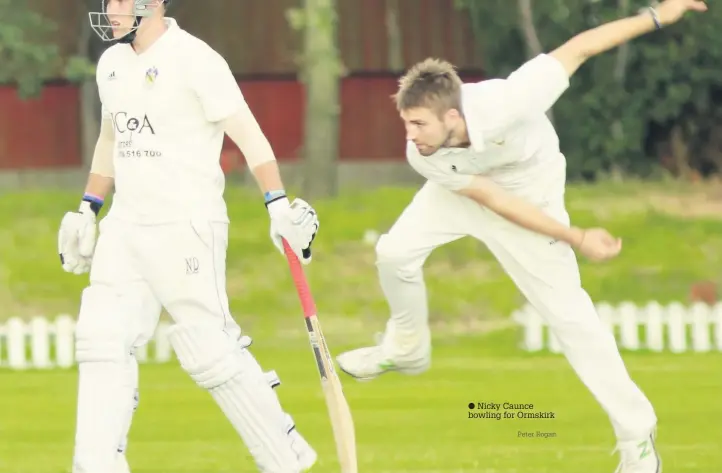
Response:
[1,181,720,338]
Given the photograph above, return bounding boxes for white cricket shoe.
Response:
[613,431,662,473]
[336,344,430,381]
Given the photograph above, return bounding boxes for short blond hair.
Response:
[393,58,463,115]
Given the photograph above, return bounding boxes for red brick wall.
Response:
[31,0,484,75]
[0,73,484,170]
[8,0,485,170]
[0,85,81,169]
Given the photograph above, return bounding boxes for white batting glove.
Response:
[58,200,99,274]
[266,194,319,264]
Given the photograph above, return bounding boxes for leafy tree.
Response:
[0,0,94,99]
[456,0,722,180]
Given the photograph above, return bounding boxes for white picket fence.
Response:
[0,315,174,370]
[513,301,722,353]
[2,302,721,370]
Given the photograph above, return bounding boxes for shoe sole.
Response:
[337,362,429,381]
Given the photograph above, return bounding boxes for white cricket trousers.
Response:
[375,180,657,442]
[92,216,239,337]
[71,216,235,472]
[72,217,305,473]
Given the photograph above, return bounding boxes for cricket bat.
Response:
[282,240,358,473]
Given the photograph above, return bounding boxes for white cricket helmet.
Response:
[89,0,171,43]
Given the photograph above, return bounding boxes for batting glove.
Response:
[58,197,101,274]
[266,194,319,264]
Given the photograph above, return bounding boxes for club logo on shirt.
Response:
[110,111,160,159]
[145,66,159,87]
[110,111,156,135]
[451,165,457,172]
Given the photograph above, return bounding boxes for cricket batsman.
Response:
[57,1,319,472]
[337,1,708,471]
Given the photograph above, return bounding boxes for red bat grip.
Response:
[282,239,317,318]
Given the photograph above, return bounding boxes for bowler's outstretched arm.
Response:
[550,1,707,76]
[476,2,707,135]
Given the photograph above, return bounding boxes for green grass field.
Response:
[2,333,721,473]
[2,179,722,333]
[1,180,722,472]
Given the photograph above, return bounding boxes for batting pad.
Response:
[72,287,136,473]
[116,349,139,473]
[168,324,304,473]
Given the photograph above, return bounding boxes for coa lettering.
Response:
[111,111,156,135]
[111,111,162,159]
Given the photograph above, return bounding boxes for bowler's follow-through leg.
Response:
[337,182,660,472]
[470,200,660,472]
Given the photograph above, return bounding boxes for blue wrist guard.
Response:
[264,190,287,207]
[82,194,104,216]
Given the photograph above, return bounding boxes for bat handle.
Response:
[282,239,317,318]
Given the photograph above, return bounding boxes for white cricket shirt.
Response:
[407,54,571,205]
[96,18,245,225]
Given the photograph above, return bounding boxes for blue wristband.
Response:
[264,190,287,205]
[82,193,104,216]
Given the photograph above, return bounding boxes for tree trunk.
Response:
[701,122,722,173]
[297,0,343,199]
[517,0,542,57]
[610,0,631,153]
[670,123,693,179]
[385,0,404,72]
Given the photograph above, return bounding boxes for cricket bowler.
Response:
[337,1,708,471]
[58,1,319,472]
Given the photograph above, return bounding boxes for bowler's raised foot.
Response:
[336,345,430,381]
[613,430,662,473]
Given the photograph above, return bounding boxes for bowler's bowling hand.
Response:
[574,228,622,262]
[655,0,708,26]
